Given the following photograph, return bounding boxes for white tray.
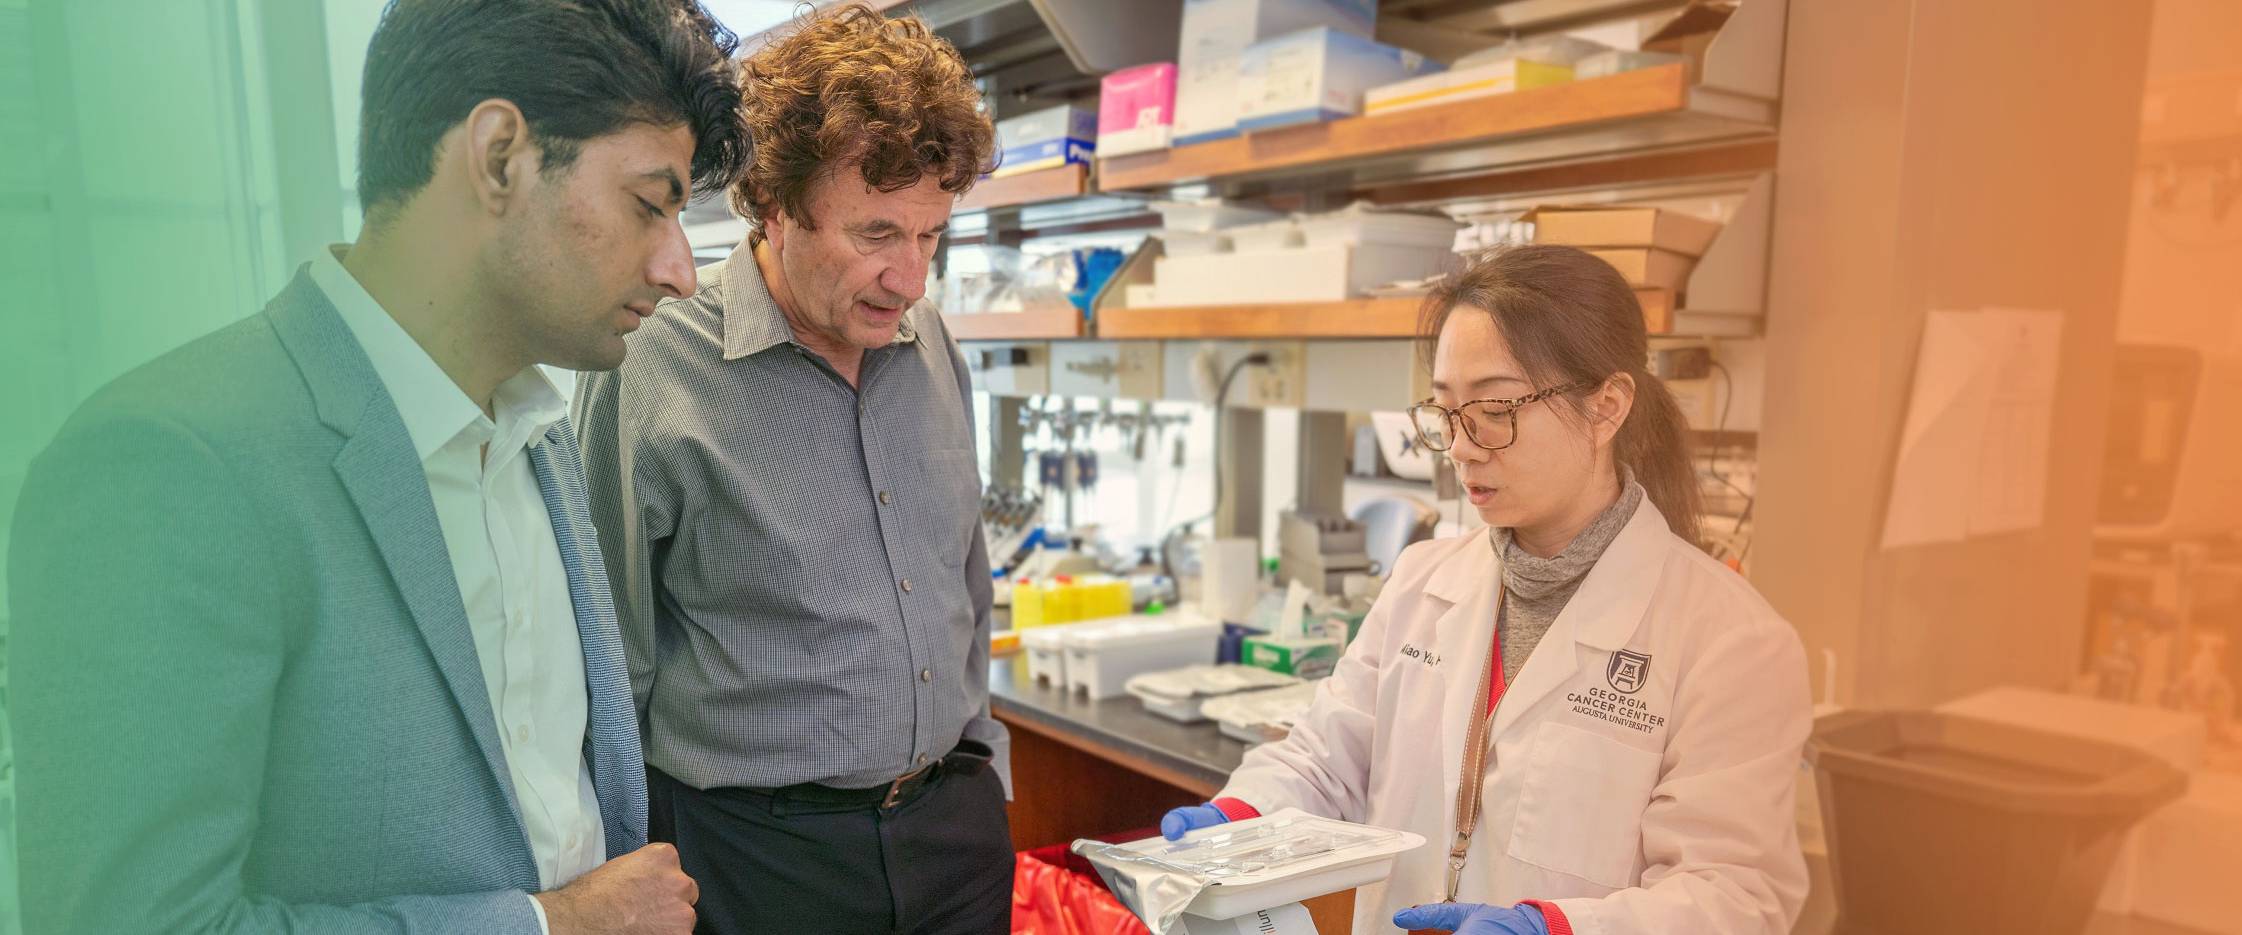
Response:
[1108,810,1427,920]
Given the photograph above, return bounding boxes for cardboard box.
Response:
[1098,62,1178,157]
[1238,27,1437,130]
[1586,247,1696,290]
[1527,205,1723,256]
[1364,57,1572,116]
[993,105,1097,177]
[1642,0,1736,84]
[1174,0,1379,144]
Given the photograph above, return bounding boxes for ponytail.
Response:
[1614,369,1704,545]
[1421,244,1707,548]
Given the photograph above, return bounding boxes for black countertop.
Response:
[988,652,1252,796]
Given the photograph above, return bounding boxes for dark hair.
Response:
[356,0,751,220]
[1420,244,1705,545]
[731,3,994,239]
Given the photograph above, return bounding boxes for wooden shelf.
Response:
[1093,289,1679,340]
[1097,64,1772,193]
[1095,297,1425,339]
[957,163,1090,213]
[945,306,1085,341]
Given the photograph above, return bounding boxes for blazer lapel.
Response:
[265,269,528,843]
[530,423,649,855]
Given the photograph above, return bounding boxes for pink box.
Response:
[1098,62,1178,157]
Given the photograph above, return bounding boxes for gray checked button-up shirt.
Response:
[573,242,1004,792]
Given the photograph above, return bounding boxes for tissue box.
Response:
[993,105,1096,178]
[1099,62,1178,157]
[1175,0,1379,145]
[1364,57,1572,116]
[1239,27,1438,130]
[1243,634,1342,679]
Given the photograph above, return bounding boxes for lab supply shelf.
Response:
[956,162,1092,213]
[943,306,1087,341]
[1096,62,1772,194]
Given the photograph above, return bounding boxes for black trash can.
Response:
[1809,710,2188,935]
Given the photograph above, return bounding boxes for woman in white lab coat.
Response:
[1161,245,1812,935]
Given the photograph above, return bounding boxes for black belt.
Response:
[733,740,995,811]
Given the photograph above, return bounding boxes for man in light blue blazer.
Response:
[6,2,749,933]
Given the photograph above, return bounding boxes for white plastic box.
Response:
[1297,204,1460,250]
[1089,809,1427,920]
[1174,0,1378,145]
[1021,625,1075,688]
[1060,614,1222,700]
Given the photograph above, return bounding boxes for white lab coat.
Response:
[1219,498,1810,935]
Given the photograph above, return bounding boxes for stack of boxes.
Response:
[1173,0,1382,145]
[992,105,1098,178]
[1526,204,1723,331]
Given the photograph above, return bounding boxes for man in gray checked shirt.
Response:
[573,8,1011,934]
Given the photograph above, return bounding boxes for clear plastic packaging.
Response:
[1126,664,1303,723]
[1073,810,1428,932]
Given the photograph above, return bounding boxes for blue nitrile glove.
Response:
[1392,902,1550,935]
[1159,804,1231,841]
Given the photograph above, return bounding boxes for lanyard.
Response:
[1444,580,1508,904]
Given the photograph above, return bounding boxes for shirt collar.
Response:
[312,244,567,462]
[719,239,919,362]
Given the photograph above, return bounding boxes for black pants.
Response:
[648,750,1014,935]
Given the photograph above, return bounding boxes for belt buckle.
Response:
[881,762,933,809]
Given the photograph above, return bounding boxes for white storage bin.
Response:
[1151,199,1283,233]
[1152,243,1454,305]
[1021,626,1074,688]
[1079,809,1427,921]
[1061,615,1222,700]
[1298,204,1461,251]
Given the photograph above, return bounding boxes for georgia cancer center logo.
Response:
[1606,649,1652,694]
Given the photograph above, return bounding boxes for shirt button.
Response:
[920,668,933,683]
[878,491,892,505]
[900,579,913,593]
[514,725,531,744]
[918,753,930,765]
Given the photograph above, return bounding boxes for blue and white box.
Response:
[1174,0,1381,146]
[993,105,1098,177]
[1238,27,1438,131]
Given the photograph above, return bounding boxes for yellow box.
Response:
[1364,59,1574,117]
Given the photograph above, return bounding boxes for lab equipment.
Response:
[1201,537,1262,625]
[1277,510,1371,595]
[1022,624,1076,688]
[1349,496,1437,578]
[2098,345,2242,541]
[1390,902,1550,935]
[1073,809,1425,935]
[1127,664,1303,723]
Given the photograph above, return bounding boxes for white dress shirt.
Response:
[313,247,604,930]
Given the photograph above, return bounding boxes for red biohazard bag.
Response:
[1011,843,1152,935]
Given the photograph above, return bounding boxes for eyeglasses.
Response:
[1409,382,1593,452]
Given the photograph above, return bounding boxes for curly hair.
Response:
[731,3,994,238]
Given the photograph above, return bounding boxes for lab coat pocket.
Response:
[1506,721,1662,888]
[915,448,981,569]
